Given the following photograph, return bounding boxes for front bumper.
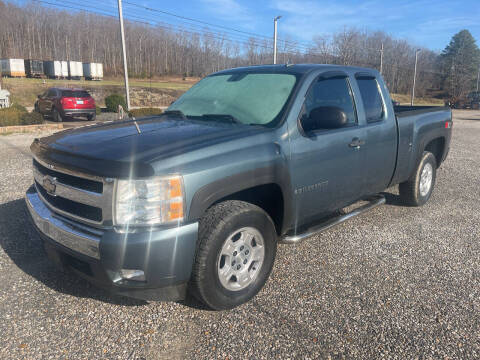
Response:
[25,185,198,301]
[61,108,96,118]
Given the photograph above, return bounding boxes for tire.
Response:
[399,151,437,206]
[87,113,96,121]
[34,103,40,113]
[52,108,62,122]
[190,200,277,310]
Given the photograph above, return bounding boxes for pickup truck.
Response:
[25,64,452,310]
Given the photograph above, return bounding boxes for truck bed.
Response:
[391,105,451,186]
[394,105,449,116]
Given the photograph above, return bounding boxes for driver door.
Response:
[289,72,366,226]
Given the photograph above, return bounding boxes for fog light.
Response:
[118,269,146,282]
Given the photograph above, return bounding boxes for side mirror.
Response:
[301,106,348,132]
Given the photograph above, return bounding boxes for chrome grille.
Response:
[33,159,103,193]
[33,158,114,226]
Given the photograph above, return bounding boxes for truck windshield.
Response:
[168,72,298,126]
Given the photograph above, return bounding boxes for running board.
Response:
[280,194,386,244]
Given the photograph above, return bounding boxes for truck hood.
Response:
[31,116,269,178]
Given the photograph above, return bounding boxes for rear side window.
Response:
[47,89,57,97]
[62,90,90,98]
[303,77,357,126]
[356,77,384,123]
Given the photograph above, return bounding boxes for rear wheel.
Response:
[52,108,62,122]
[190,201,277,310]
[87,113,96,121]
[399,151,437,206]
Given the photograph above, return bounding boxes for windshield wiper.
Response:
[161,110,187,119]
[200,114,243,124]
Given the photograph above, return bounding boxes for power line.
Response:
[34,0,385,61]
[33,0,308,56]
[78,0,314,52]
[122,0,316,49]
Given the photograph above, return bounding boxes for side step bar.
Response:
[280,194,386,244]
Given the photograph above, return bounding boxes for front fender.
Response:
[186,141,294,234]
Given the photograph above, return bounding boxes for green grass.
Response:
[3,77,193,90]
[2,77,194,107]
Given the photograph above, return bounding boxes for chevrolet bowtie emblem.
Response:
[43,176,57,196]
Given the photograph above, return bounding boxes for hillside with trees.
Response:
[0,1,479,98]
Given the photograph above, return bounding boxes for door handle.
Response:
[349,138,365,148]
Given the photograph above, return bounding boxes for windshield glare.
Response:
[168,73,297,125]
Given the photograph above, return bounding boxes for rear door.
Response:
[289,71,366,225]
[353,73,397,195]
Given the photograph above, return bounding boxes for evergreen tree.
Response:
[440,30,480,98]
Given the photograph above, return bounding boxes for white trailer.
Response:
[83,62,103,80]
[0,59,26,77]
[44,61,68,79]
[68,61,83,79]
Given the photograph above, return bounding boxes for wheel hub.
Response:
[217,227,265,291]
[419,162,433,196]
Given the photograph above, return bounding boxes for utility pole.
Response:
[379,42,384,75]
[117,0,130,111]
[411,49,421,106]
[273,16,282,64]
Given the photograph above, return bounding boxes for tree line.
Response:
[0,1,479,98]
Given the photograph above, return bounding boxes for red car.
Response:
[35,88,96,122]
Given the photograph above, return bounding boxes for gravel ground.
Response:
[0,110,479,359]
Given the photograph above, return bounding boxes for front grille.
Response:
[36,180,102,222]
[32,158,113,226]
[33,159,103,193]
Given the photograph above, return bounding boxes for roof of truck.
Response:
[213,63,378,76]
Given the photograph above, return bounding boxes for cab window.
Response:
[356,77,385,123]
[303,76,357,127]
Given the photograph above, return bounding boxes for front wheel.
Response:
[399,151,437,206]
[190,201,277,310]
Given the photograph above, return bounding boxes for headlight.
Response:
[114,175,184,226]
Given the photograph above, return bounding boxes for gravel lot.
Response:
[0,110,479,359]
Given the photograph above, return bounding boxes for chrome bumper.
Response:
[25,187,101,259]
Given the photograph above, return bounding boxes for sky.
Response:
[13,0,480,52]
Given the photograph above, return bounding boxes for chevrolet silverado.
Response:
[25,64,452,310]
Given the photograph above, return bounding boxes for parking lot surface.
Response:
[0,110,479,359]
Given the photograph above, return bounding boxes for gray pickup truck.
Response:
[26,64,452,310]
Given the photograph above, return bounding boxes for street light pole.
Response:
[411,49,421,106]
[117,0,130,111]
[379,42,384,75]
[273,16,282,64]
